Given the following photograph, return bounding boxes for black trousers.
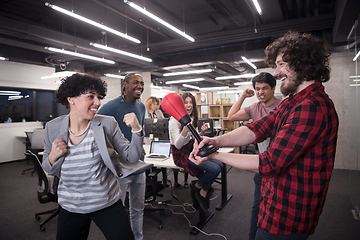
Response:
[56,199,134,240]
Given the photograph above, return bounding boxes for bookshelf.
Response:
[195,92,238,132]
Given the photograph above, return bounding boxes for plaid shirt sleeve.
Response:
[257,100,328,177]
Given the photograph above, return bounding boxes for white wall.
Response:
[0,61,58,90]
[0,122,43,163]
[0,61,56,162]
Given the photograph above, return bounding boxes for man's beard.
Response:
[280,75,303,96]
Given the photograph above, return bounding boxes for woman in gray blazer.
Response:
[42,73,144,240]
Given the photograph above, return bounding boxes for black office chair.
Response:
[24,128,59,232]
[22,128,45,176]
[198,119,216,137]
[25,150,59,232]
[144,169,166,229]
[22,132,35,175]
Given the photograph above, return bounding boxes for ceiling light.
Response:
[353,50,360,61]
[251,0,262,15]
[90,43,152,62]
[45,2,140,44]
[189,62,213,67]
[217,90,244,94]
[8,95,23,100]
[165,78,204,84]
[45,47,115,64]
[200,86,229,91]
[124,0,194,42]
[350,75,360,81]
[182,84,200,90]
[163,64,190,70]
[41,71,77,79]
[104,73,125,79]
[0,57,9,61]
[241,56,257,69]
[234,82,252,86]
[0,90,21,95]
[150,85,163,89]
[160,89,175,93]
[216,73,258,80]
[350,75,360,79]
[163,69,213,76]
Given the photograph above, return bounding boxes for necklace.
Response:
[68,121,91,137]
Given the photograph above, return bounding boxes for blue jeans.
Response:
[250,173,262,240]
[188,159,223,191]
[255,228,309,240]
[118,172,146,240]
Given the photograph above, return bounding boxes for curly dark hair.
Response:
[252,72,277,89]
[55,73,107,108]
[181,92,198,128]
[264,31,331,82]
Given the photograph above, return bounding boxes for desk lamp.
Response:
[161,93,218,157]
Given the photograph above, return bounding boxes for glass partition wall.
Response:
[348,20,360,220]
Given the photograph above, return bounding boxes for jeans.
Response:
[173,171,189,183]
[188,159,223,191]
[249,173,262,240]
[255,228,309,240]
[56,199,134,240]
[118,172,146,240]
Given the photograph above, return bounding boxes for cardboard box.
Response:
[221,98,231,104]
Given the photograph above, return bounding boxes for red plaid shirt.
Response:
[246,82,338,235]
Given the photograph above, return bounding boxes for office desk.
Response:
[144,145,233,234]
[144,145,233,208]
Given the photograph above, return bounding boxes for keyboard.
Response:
[146,154,169,159]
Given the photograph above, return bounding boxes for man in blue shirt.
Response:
[98,73,146,240]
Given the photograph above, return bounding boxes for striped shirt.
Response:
[58,126,120,214]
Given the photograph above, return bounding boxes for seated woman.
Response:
[145,96,164,119]
[42,73,144,240]
[169,92,223,210]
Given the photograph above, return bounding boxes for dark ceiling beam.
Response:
[0,43,50,67]
[230,0,253,26]
[145,14,335,55]
[278,0,289,20]
[332,0,360,43]
[205,0,241,29]
[91,0,171,39]
[0,15,156,68]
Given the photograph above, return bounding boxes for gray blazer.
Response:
[42,114,150,178]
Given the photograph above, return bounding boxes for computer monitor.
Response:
[198,119,215,137]
[144,118,170,140]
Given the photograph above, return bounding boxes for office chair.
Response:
[22,132,35,175]
[25,150,59,232]
[144,169,166,229]
[22,128,45,176]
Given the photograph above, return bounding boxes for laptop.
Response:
[146,141,171,160]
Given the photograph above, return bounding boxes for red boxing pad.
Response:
[161,93,188,122]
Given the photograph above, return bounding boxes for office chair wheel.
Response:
[158,225,163,230]
[36,215,41,221]
[40,226,46,232]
